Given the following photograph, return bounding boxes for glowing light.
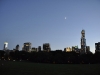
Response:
[4,42,8,50]
[26,45,29,46]
[65,17,66,19]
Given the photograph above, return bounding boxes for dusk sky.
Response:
[0,0,100,53]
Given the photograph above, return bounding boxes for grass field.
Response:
[0,61,100,75]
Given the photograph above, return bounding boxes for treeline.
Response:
[0,50,100,64]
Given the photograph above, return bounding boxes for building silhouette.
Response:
[16,44,20,50]
[31,47,38,52]
[95,42,100,53]
[38,46,41,52]
[86,46,90,53]
[64,47,72,52]
[80,29,86,54]
[3,42,8,50]
[22,42,31,52]
[43,43,51,52]
[71,46,79,52]
[72,46,75,52]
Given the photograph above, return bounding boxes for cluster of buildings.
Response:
[2,29,100,54]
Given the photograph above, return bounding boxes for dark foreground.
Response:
[0,61,100,75]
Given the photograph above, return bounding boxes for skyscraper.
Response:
[81,29,86,53]
[3,42,8,50]
[43,43,51,52]
[22,42,31,52]
[95,42,100,53]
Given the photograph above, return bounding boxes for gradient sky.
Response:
[0,0,100,53]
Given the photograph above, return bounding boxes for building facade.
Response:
[86,46,90,53]
[80,29,86,54]
[31,47,38,52]
[3,42,8,50]
[22,42,31,52]
[16,44,20,50]
[64,47,72,52]
[95,42,100,53]
[43,43,51,52]
[38,46,41,52]
[72,46,78,52]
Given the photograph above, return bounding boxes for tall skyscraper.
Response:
[22,42,31,52]
[81,29,86,53]
[3,42,8,50]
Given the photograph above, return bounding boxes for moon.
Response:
[65,17,66,19]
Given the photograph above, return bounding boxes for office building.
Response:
[72,46,75,51]
[22,42,31,52]
[95,42,100,53]
[43,43,51,52]
[72,46,78,52]
[80,29,86,53]
[86,46,90,53]
[38,46,41,52]
[3,42,8,50]
[31,47,38,52]
[16,44,20,50]
[64,47,72,52]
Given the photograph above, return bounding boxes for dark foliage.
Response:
[0,50,100,64]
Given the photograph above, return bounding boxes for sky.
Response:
[0,0,100,53]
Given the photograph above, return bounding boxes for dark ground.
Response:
[0,60,100,75]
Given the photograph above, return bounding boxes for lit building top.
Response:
[64,47,72,52]
[4,42,8,44]
[81,29,85,34]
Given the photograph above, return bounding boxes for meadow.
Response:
[0,61,100,75]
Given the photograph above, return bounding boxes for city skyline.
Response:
[0,30,94,53]
[0,0,100,53]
